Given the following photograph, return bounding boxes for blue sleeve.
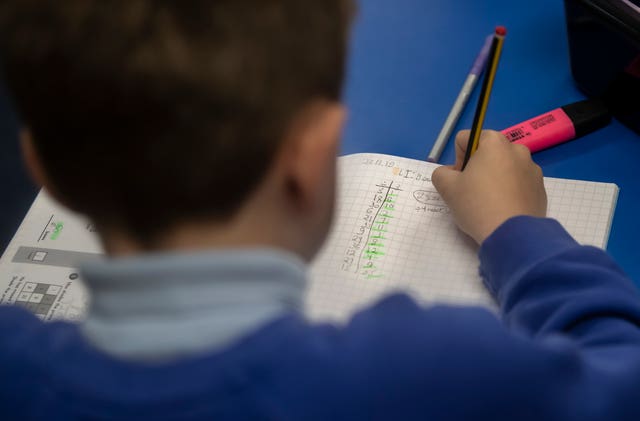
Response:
[339,217,640,420]
[0,305,45,402]
[480,216,640,343]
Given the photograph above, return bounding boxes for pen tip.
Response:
[495,26,507,36]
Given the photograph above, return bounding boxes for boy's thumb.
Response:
[431,165,459,198]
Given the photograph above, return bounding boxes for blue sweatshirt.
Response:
[2,216,640,420]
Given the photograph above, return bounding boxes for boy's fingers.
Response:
[453,130,511,169]
[513,143,532,159]
[431,165,459,199]
[455,130,471,150]
[453,130,471,170]
[479,130,510,149]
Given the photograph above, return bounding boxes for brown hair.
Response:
[0,0,353,242]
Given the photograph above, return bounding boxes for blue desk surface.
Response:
[342,0,640,284]
[0,1,639,284]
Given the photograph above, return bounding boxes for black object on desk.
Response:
[565,0,640,135]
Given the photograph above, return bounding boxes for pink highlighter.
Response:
[501,99,611,153]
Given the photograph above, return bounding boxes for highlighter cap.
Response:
[561,99,612,138]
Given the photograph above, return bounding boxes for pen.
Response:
[427,35,493,163]
[461,26,507,171]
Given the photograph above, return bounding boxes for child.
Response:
[2,1,640,419]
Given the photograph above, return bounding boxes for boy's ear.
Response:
[281,100,346,210]
[21,129,47,188]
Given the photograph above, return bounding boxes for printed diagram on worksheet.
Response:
[14,281,63,318]
[0,191,99,320]
[1,272,87,321]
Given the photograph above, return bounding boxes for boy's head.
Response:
[0,1,353,258]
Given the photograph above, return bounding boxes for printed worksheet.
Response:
[0,193,100,320]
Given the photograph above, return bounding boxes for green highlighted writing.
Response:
[360,182,401,280]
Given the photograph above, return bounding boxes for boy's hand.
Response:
[432,130,547,245]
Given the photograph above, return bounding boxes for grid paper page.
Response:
[306,153,619,322]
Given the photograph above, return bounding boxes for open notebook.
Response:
[307,154,618,321]
[0,153,619,322]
